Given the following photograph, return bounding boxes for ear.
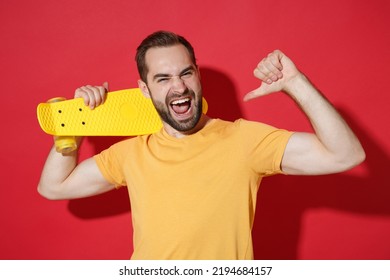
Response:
[196,65,201,80]
[138,79,151,98]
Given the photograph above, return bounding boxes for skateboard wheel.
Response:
[53,135,77,154]
[47,97,78,154]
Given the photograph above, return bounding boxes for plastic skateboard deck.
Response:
[37,88,208,136]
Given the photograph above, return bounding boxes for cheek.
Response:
[186,78,201,91]
[192,82,202,95]
[149,87,170,102]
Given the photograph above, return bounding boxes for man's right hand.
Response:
[38,80,115,200]
[74,82,109,109]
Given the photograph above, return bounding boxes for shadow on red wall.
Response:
[253,108,390,259]
[66,68,389,259]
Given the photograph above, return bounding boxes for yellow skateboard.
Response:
[37,88,208,136]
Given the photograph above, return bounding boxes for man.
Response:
[38,31,365,259]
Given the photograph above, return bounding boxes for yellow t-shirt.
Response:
[94,118,293,259]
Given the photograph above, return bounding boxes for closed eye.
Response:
[153,66,196,83]
[180,70,193,78]
[157,78,169,83]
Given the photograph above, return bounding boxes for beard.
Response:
[149,88,203,132]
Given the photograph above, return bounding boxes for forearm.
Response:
[38,138,82,199]
[284,74,365,167]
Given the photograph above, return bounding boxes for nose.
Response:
[171,76,187,93]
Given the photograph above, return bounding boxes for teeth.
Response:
[171,98,190,105]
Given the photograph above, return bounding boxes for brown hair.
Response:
[136,31,197,83]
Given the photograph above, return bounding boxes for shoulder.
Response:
[231,118,293,147]
[202,118,287,143]
[219,118,285,137]
[97,135,148,155]
[204,118,281,133]
[234,118,278,130]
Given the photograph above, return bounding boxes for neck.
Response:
[163,114,212,138]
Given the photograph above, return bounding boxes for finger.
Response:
[92,82,110,107]
[263,60,283,81]
[82,86,95,109]
[99,82,109,104]
[268,50,283,72]
[102,81,109,92]
[254,65,276,85]
[74,87,91,106]
[242,86,268,102]
[262,53,284,81]
[243,89,261,102]
[96,86,106,105]
[255,51,284,81]
[87,85,103,106]
[254,61,280,85]
[253,68,268,82]
[83,85,102,109]
[77,86,96,109]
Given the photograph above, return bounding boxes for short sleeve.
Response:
[93,142,128,187]
[238,119,293,176]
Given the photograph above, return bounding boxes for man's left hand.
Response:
[243,50,301,101]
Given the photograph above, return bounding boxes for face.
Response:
[138,44,203,134]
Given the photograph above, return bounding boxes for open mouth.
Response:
[170,97,192,116]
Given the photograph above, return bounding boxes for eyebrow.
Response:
[152,66,195,81]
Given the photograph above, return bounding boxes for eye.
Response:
[181,71,193,78]
[157,78,169,83]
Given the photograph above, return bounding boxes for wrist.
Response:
[283,73,308,95]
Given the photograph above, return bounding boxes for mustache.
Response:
[166,88,194,103]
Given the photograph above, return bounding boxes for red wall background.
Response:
[1,0,389,259]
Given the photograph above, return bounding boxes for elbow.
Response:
[350,145,366,168]
[356,148,366,166]
[338,146,366,172]
[37,183,63,200]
